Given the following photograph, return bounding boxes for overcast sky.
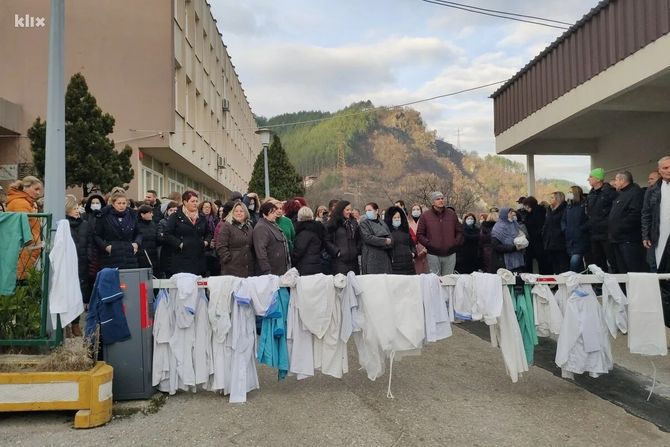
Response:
[210,0,597,186]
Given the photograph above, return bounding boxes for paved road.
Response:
[2,327,669,446]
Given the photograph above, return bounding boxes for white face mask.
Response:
[509,216,517,223]
[411,210,421,218]
[392,219,401,228]
[566,192,574,201]
[90,203,102,211]
[248,203,255,211]
[465,218,475,225]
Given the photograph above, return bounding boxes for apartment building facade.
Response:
[0,0,260,202]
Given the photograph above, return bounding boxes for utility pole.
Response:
[456,128,461,150]
[44,0,66,223]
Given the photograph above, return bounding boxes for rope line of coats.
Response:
[150,267,668,403]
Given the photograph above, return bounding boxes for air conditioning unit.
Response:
[222,98,230,112]
[217,155,226,169]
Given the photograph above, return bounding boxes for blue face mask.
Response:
[392,219,401,228]
[365,210,377,220]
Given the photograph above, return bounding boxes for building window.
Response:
[142,166,164,198]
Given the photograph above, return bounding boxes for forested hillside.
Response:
[257,102,574,214]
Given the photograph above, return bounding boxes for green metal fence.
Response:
[0,213,63,349]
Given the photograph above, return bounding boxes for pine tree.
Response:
[27,73,134,197]
[248,134,305,200]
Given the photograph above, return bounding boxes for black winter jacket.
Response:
[389,228,416,275]
[325,218,361,275]
[137,219,159,272]
[456,223,479,274]
[561,202,589,255]
[93,207,141,270]
[542,202,567,252]
[66,215,93,301]
[642,179,665,246]
[292,220,325,275]
[609,182,644,243]
[157,217,175,278]
[586,183,617,241]
[524,206,546,250]
[164,207,211,275]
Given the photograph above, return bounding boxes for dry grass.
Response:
[0,338,95,373]
[36,337,96,372]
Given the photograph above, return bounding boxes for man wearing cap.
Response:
[416,191,463,275]
[586,167,618,272]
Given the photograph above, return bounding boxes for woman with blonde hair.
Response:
[561,186,589,272]
[6,176,43,278]
[93,190,141,270]
[216,201,254,277]
[542,191,568,274]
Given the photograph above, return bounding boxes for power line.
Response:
[426,0,573,26]
[127,80,506,134]
[422,0,570,30]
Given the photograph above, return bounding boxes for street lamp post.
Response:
[255,128,273,199]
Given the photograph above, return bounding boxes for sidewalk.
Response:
[1,327,668,446]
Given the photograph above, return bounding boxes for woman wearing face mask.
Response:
[93,191,141,270]
[359,202,393,274]
[407,204,428,273]
[561,186,589,272]
[325,200,361,274]
[384,206,416,275]
[491,208,526,273]
[456,213,480,274]
[243,192,261,227]
[542,191,569,274]
[164,190,212,276]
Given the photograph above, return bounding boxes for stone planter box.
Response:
[0,361,113,428]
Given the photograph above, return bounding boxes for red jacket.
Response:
[416,206,463,256]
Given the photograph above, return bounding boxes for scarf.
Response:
[109,207,134,234]
[491,207,525,270]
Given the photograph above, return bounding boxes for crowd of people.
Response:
[3,156,670,332]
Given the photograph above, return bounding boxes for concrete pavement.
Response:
[1,327,669,446]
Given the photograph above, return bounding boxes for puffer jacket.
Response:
[586,182,617,241]
[93,206,141,270]
[137,219,158,273]
[542,202,567,251]
[66,215,93,302]
[561,202,589,255]
[325,218,361,275]
[6,187,41,279]
[292,220,325,275]
[163,207,211,275]
[389,228,416,275]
